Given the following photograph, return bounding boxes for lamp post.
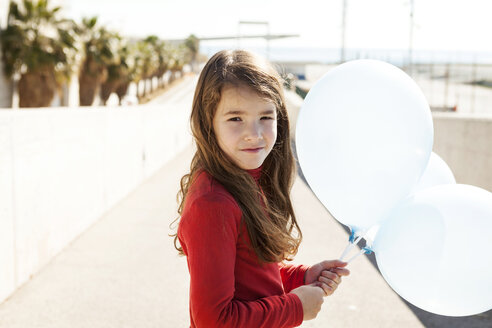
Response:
[340,0,347,63]
[408,0,415,76]
[238,21,270,59]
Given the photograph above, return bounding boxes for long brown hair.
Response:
[171,49,302,263]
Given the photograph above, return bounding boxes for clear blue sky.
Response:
[63,0,492,52]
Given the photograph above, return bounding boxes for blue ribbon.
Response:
[348,229,356,243]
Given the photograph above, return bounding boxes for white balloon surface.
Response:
[414,152,456,192]
[373,184,492,316]
[296,59,433,232]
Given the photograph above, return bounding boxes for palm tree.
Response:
[0,0,78,107]
[100,40,134,105]
[133,38,158,99]
[155,42,170,89]
[184,34,199,73]
[78,16,118,106]
[114,43,141,105]
[167,44,187,82]
[144,35,168,89]
[99,60,122,105]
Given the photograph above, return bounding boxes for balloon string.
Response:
[339,243,352,261]
[339,230,372,262]
[347,247,373,263]
[348,247,374,263]
[339,235,363,261]
[346,249,366,263]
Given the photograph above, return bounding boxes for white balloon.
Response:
[364,225,380,248]
[373,184,492,316]
[413,152,456,192]
[296,59,433,232]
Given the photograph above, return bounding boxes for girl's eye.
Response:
[228,117,241,122]
[261,116,274,120]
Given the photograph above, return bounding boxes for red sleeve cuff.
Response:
[279,263,311,292]
[299,264,311,285]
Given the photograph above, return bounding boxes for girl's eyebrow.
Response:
[224,109,275,116]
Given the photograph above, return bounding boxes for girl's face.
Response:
[213,85,277,170]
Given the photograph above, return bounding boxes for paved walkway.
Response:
[0,76,490,327]
[0,143,421,328]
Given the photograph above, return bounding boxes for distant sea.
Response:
[200,45,492,66]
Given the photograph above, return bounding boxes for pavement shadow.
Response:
[291,140,492,328]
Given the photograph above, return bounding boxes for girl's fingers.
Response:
[329,267,350,277]
[321,270,342,284]
[316,281,333,296]
[319,275,339,287]
[321,260,347,269]
[318,276,340,297]
[316,267,349,297]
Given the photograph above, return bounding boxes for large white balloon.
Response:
[296,59,433,232]
[413,152,456,192]
[373,184,492,316]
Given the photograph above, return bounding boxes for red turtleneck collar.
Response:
[246,165,262,181]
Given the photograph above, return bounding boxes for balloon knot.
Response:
[349,230,356,243]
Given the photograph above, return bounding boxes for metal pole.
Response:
[471,58,477,113]
[340,0,347,63]
[237,23,241,48]
[408,0,414,76]
[444,63,450,109]
[238,21,270,56]
[429,60,434,106]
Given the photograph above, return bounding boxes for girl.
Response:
[172,50,350,327]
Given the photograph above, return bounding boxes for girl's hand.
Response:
[290,284,325,321]
[305,260,350,296]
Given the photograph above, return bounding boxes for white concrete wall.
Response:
[432,112,492,192]
[0,103,191,303]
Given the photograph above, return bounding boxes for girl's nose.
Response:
[244,122,263,141]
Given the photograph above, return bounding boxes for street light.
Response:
[238,21,270,59]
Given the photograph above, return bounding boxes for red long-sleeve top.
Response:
[177,166,309,327]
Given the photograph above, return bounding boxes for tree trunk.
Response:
[18,67,57,108]
[100,79,119,105]
[142,79,147,97]
[79,58,107,106]
[115,82,129,105]
[79,72,99,106]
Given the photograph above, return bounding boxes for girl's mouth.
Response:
[242,147,263,153]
